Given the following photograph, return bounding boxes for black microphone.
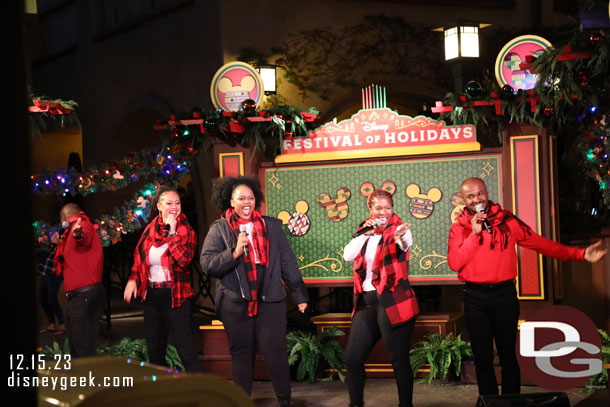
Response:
[353,219,382,238]
[163,224,171,237]
[239,225,249,257]
[475,204,492,234]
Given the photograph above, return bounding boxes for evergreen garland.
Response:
[437,27,610,207]
[32,104,320,247]
[28,94,80,135]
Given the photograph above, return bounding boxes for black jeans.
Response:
[463,282,520,395]
[345,291,416,407]
[144,288,202,373]
[65,284,105,357]
[219,295,291,402]
[39,272,64,326]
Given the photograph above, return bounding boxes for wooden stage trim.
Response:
[199,312,463,379]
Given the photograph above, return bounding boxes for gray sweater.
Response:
[200,216,309,306]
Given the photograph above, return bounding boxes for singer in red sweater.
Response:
[447,178,606,397]
[52,203,104,357]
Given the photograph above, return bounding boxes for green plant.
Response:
[41,338,71,357]
[286,325,346,382]
[410,332,473,384]
[586,328,609,392]
[41,337,185,372]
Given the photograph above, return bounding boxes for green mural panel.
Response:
[262,153,503,284]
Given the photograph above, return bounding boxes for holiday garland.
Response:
[31,134,196,197]
[34,181,173,249]
[28,94,80,135]
[32,103,321,247]
[432,27,609,207]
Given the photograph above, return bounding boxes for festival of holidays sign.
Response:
[275,108,479,163]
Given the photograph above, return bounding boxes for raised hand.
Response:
[470,212,485,236]
[394,223,411,241]
[584,240,607,263]
[233,232,249,258]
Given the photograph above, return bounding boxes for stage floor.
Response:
[36,305,607,407]
[251,379,606,407]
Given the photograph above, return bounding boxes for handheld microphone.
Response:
[475,204,492,234]
[239,225,249,257]
[163,224,171,237]
[353,219,383,238]
[61,221,70,230]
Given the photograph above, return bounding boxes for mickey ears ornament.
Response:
[210,62,265,112]
[494,35,552,91]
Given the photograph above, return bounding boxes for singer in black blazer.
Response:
[200,176,308,407]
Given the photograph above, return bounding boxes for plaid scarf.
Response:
[131,213,195,307]
[353,213,407,294]
[457,201,529,249]
[225,208,269,317]
[351,213,418,326]
[54,212,91,277]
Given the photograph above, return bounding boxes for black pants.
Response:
[65,284,105,357]
[39,272,64,326]
[219,295,291,402]
[144,288,202,373]
[463,282,520,395]
[345,291,416,407]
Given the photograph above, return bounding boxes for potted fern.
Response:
[286,325,346,382]
[410,332,473,384]
[41,337,185,372]
[586,328,609,392]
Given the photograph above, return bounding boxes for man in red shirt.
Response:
[447,177,606,396]
[52,203,105,357]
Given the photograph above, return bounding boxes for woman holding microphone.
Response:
[343,189,419,407]
[200,175,308,407]
[123,185,201,373]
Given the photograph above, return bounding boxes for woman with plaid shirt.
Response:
[124,186,202,373]
[343,189,419,407]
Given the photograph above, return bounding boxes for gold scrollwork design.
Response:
[299,254,343,273]
[419,251,448,271]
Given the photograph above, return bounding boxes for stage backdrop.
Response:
[262,152,503,284]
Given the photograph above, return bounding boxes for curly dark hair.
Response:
[210,176,264,214]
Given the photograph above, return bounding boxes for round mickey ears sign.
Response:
[210,62,264,112]
[494,35,552,91]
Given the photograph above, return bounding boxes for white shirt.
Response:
[148,243,170,282]
[343,229,413,291]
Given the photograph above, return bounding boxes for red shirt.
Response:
[447,203,584,284]
[58,215,104,292]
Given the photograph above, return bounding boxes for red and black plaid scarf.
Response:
[54,212,91,276]
[225,208,269,317]
[458,201,529,249]
[352,213,407,294]
[132,214,189,296]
